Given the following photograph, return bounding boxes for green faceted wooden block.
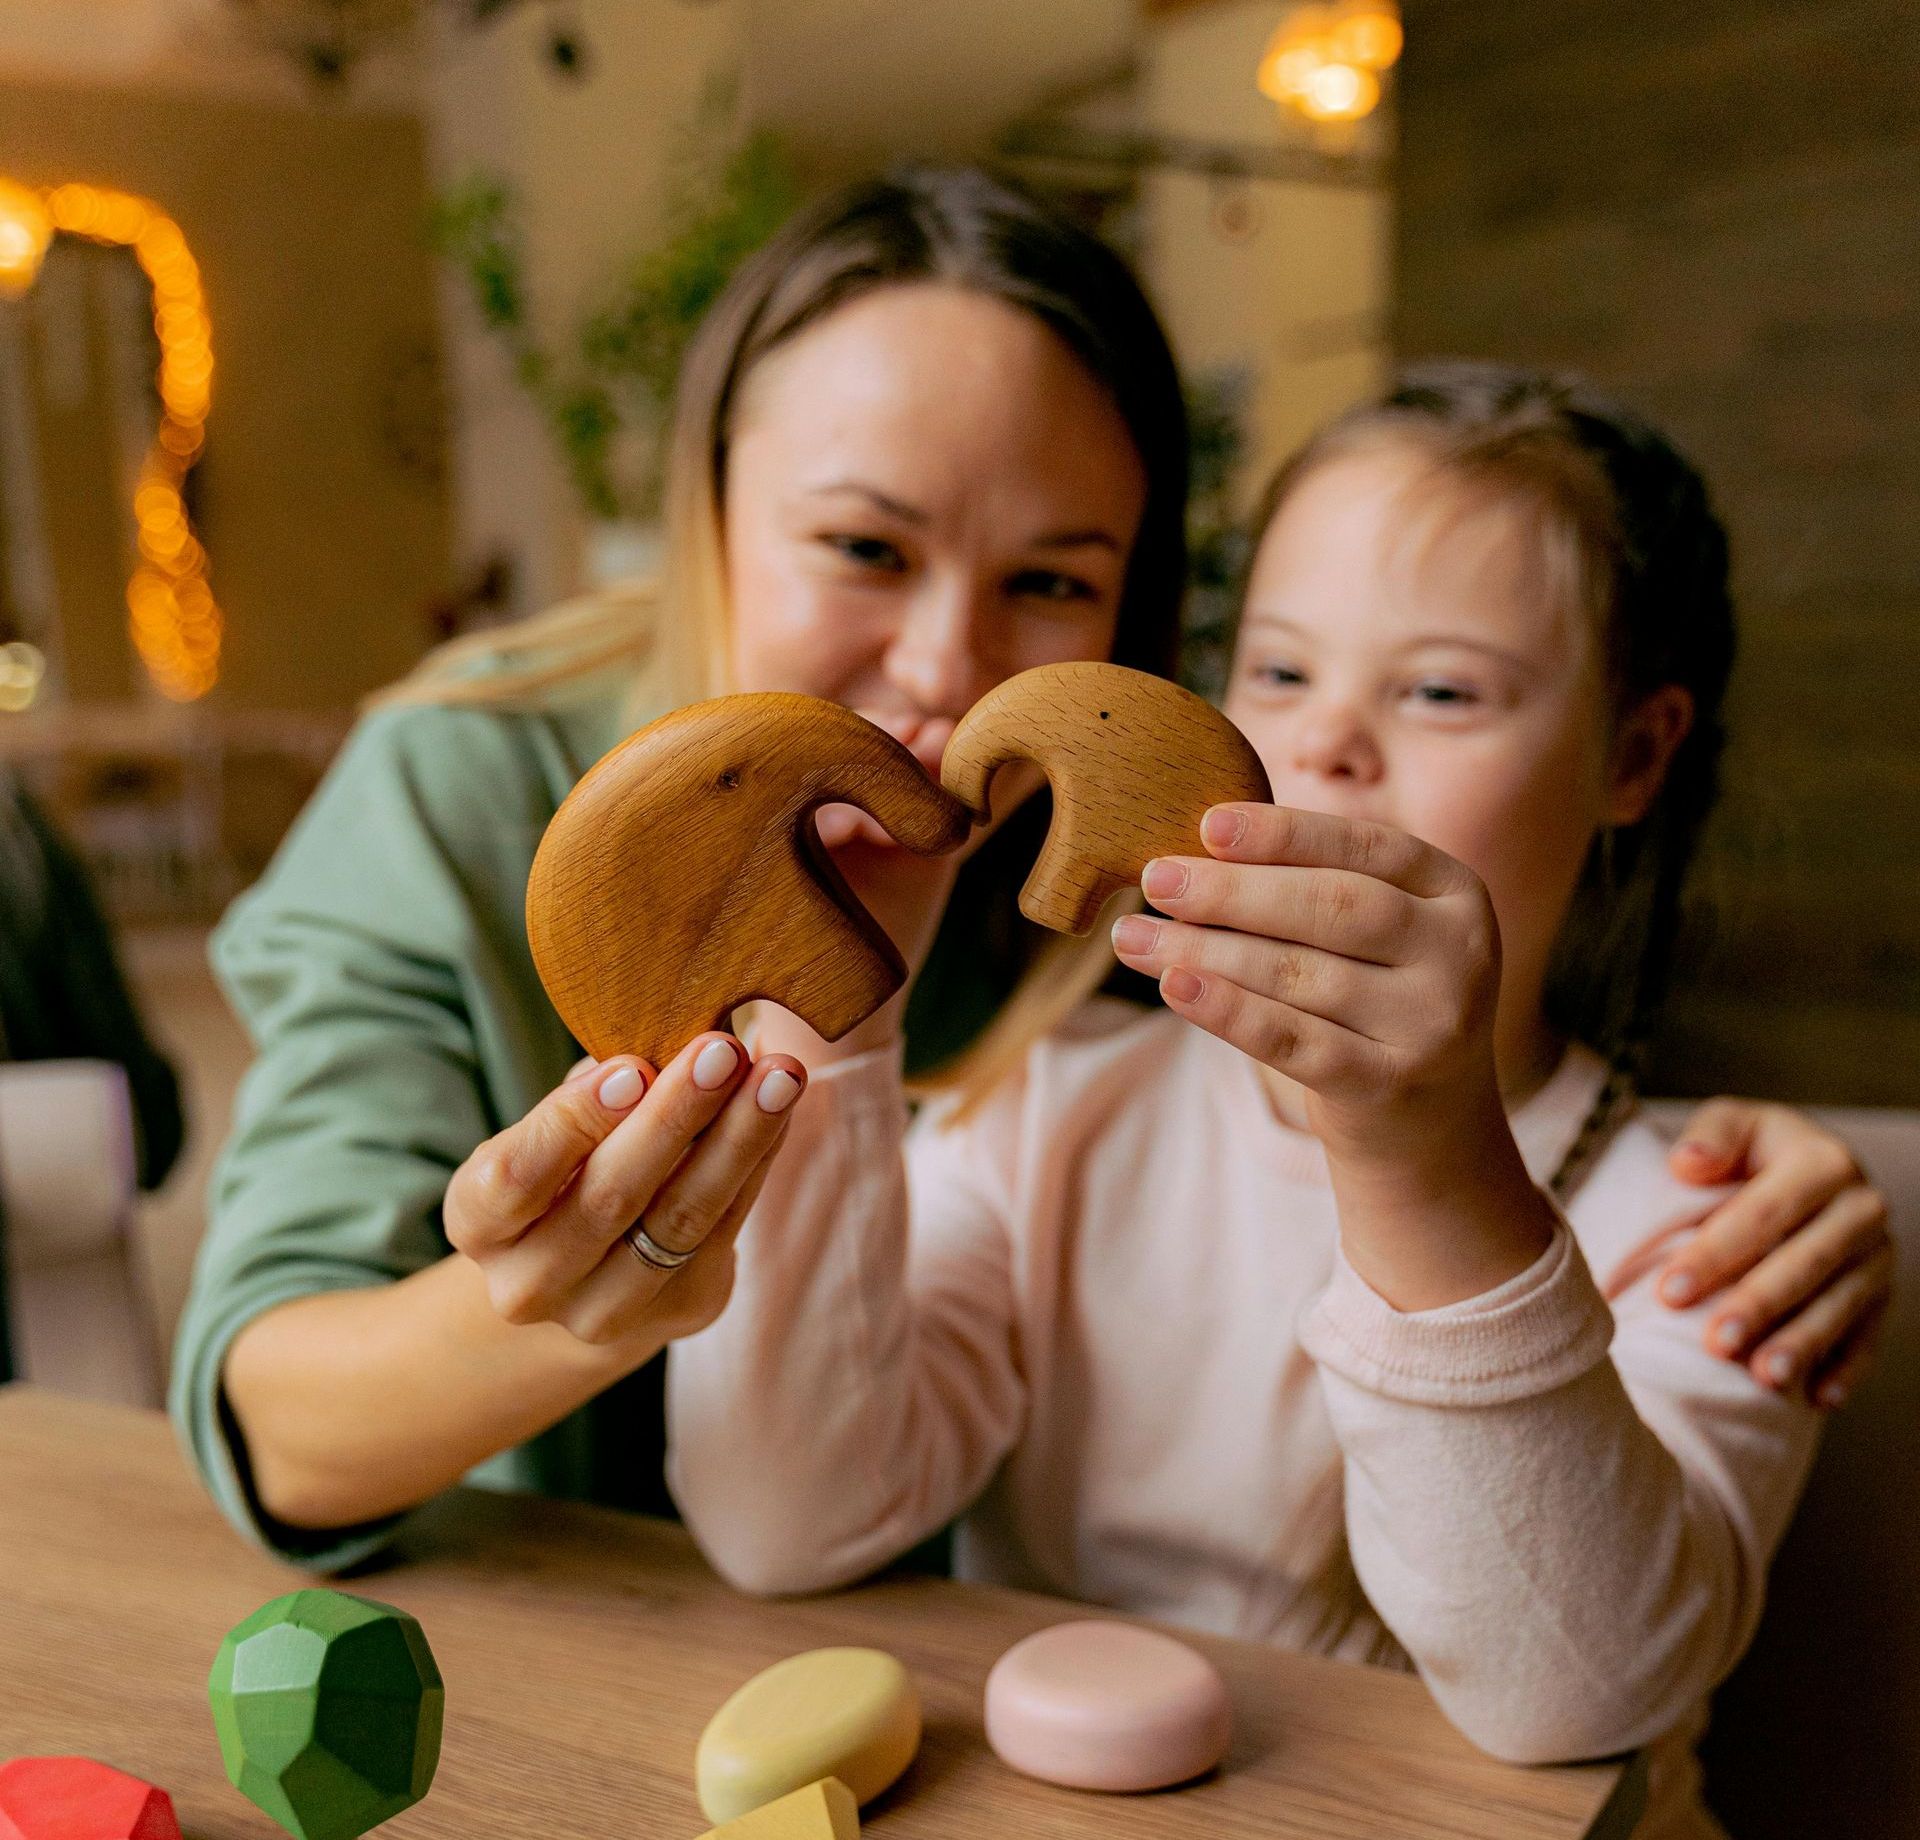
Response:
[208,1589,444,1840]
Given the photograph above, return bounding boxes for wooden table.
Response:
[0,1389,1644,1838]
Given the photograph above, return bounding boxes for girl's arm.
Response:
[1113,802,1818,1759]
[667,1038,1026,1595]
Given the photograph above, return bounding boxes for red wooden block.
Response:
[0,1759,180,1840]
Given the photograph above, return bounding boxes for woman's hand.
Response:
[1636,1099,1893,1408]
[443,1032,806,1348]
[1113,801,1554,1310]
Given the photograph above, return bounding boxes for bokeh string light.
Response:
[1257,2,1402,126]
[0,178,221,701]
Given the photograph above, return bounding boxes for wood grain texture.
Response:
[526,694,972,1067]
[0,1389,1640,1840]
[941,663,1273,934]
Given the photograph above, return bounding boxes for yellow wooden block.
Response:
[698,1778,860,1839]
[696,1648,920,1824]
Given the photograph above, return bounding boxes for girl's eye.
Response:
[823,533,908,573]
[1006,568,1098,604]
[1249,661,1307,688]
[1407,678,1481,708]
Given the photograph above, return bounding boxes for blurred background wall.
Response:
[1397,0,1920,1103]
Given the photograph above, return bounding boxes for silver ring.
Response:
[623,1219,695,1272]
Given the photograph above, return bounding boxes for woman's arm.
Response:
[1649,1099,1893,1405]
[667,1042,1026,1595]
[224,1035,796,1531]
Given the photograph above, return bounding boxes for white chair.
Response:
[1640,1103,1920,1836]
[0,1058,161,1407]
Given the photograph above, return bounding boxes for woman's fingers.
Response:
[1666,1095,1764,1184]
[558,1098,794,1345]
[1805,1306,1888,1411]
[445,1054,655,1254]
[482,1034,756,1321]
[1698,1185,1890,1358]
[1743,1245,1895,1400]
[1654,1141,1869,1308]
[1199,802,1466,898]
[1112,911,1393,1037]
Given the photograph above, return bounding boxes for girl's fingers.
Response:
[1137,857,1421,965]
[1742,1246,1895,1398]
[558,1109,788,1346]
[481,1034,753,1321]
[1806,1307,1888,1411]
[1655,1149,1876,1308]
[1156,962,1388,1094]
[445,1054,655,1254]
[1199,802,1465,898]
[1112,911,1391,1037]
[1697,1186,1890,1357]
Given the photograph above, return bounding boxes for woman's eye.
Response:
[1006,569,1098,603]
[823,533,908,573]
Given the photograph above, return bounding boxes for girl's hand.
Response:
[1113,801,1552,1310]
[443,1033,806,1349]
[1114,801,1504,1164]
[1643,1099,1893,1408]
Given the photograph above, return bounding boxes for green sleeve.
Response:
[168,700,580,1570]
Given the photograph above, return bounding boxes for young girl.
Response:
[667,363,1832,1839]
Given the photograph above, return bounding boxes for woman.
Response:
[171,168,1891,1568]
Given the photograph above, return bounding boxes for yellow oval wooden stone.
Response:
[696,1648,920,1823]
[698,1778,860,1839]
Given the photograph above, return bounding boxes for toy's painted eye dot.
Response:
[1100,711,1110,720]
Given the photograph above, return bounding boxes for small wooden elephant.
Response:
[527,693,972,1069]
[940,661,1272,934]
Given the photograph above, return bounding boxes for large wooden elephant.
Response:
[527,692,971,1068]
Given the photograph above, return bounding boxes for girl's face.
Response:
[1224,441,1689,1063]
[723,282,1147,832]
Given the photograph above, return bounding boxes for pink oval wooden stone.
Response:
[983,1620,1232,1793]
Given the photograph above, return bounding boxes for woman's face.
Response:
[1224,442,1687,1058]
[723,283,1148,828]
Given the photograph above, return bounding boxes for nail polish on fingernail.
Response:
[1765,1350,1795,1386]
[1142,859,1187,900]
[1112,915,1158,956]
[757,1068,802,1114]
[1163,967,1204,1004]
[693,1039,739,1090]
[1660,1271,1698,1306]
[1201,807,1246,848]
[597,1066,644,1110]
[1712,1317,1746,1353]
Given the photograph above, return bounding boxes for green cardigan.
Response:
[170,683,648,1568]
[169,677,1043,1570]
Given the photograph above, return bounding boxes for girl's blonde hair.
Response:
[374,165,1191,1110]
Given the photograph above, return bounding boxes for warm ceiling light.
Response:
[1258,2,1399,126]
[0,179,53,299]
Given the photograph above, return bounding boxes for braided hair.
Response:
[1245,361,1738,1198]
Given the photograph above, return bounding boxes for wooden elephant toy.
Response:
[527,692,971,1070]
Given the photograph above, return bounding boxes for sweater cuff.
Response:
[1299,1213,1614,1407]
